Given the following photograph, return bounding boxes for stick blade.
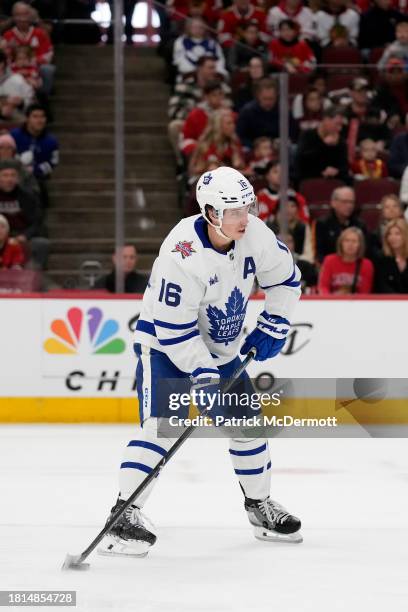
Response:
[61,553,90,571]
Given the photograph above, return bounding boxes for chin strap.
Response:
[203,212,232,241]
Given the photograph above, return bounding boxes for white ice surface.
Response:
[0,425,407,611]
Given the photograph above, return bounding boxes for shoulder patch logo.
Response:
[209,274,219,286]
[172,240,196,259]
[206,287,247,346]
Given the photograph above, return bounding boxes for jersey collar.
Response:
[194,216,235,256]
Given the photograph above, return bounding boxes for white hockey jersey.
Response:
[134,214,301,377]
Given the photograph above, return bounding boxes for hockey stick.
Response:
[62,347,257,570]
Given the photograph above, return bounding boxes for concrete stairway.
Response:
[49,45,179,288]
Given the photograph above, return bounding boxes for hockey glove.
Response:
[190,373,226,425]
[240,311,290,361]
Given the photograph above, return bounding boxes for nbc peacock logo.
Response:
[43,306,126,355]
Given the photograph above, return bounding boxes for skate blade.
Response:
[254,527,303,544]
[97,535,151,558]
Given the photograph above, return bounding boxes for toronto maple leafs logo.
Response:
[172,240,196,259]
[203,173,213,185]
[206,287,247,345]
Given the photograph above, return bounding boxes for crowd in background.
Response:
[1,0,408,295]
[163,0,408,294]
[0,0,59,280]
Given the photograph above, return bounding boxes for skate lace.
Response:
[259,498,290,524]
[125,505,155,531]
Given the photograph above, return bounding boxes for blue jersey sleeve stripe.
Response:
[260,266,299,290]
[135,319,156,336]
[277,239,289,253]
[120,462,153,474]
[191,367,220,377]
[154,318,198,330]
[158,329,200,346]
[127,440,167,456]
[229,442,267,457]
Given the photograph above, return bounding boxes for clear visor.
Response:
[218,198,258,220]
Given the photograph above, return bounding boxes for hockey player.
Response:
[99,167,302,558]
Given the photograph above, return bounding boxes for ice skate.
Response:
[245,497,303,543]
[97,498,157,558]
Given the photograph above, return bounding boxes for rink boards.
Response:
[0,295,407,423]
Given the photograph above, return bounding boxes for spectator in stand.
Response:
[0,159,48,268]
[358,0,406,52]
[370,193,405,256]
[332,78,373,123]
[315,0,360,48]
[327,23,352,48]
[232,55,266,111]
[293,87,324,132]
[244,136,277,176]
[167,0,222,31]
[372,59,408,130]
[95,245,149,294]
[11,103,59,207]
[271,193,314,261]
[228,22,268,72]
[389,130,408,178]
[0,49,33,118]
[291,69,330,118]
[11,45,42,91]
[218,0,268,55]
[295,106,349,184]
[3,2,55,95]
[377,21,408,71]
[330,78,376,159]
[356,106,392,151]
[374,218,408,292]
[0,132,39,195]
[314,186,367,262]
[189,108,245,176]
[168,56,227,169]
[351,138,388,180]
[0,213,25,268]
[172,17,226,78]
[168,56,223,121]
[400,166,408,208]
[257,161,310,223]
[180,81,227,158]
[267,0,315,41]
[237,78,286,149]
[268,19,316,73]
[318,227,374,294]
[280,232,318,292]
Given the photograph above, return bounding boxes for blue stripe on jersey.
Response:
[120,462,153,474]
[127,440,167,456]
[154,318,198,330]
[234,461,271,475]
[277,239,289,253]
[259,265,299,290]
[158,329,200,346]
[136,319,156,336]
[191,367,220,378]
[229,443,267,457]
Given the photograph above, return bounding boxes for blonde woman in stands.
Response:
[189,108,245,177]
[374,219,408,294]
[318,227,374,294]
[370,194,404,258]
